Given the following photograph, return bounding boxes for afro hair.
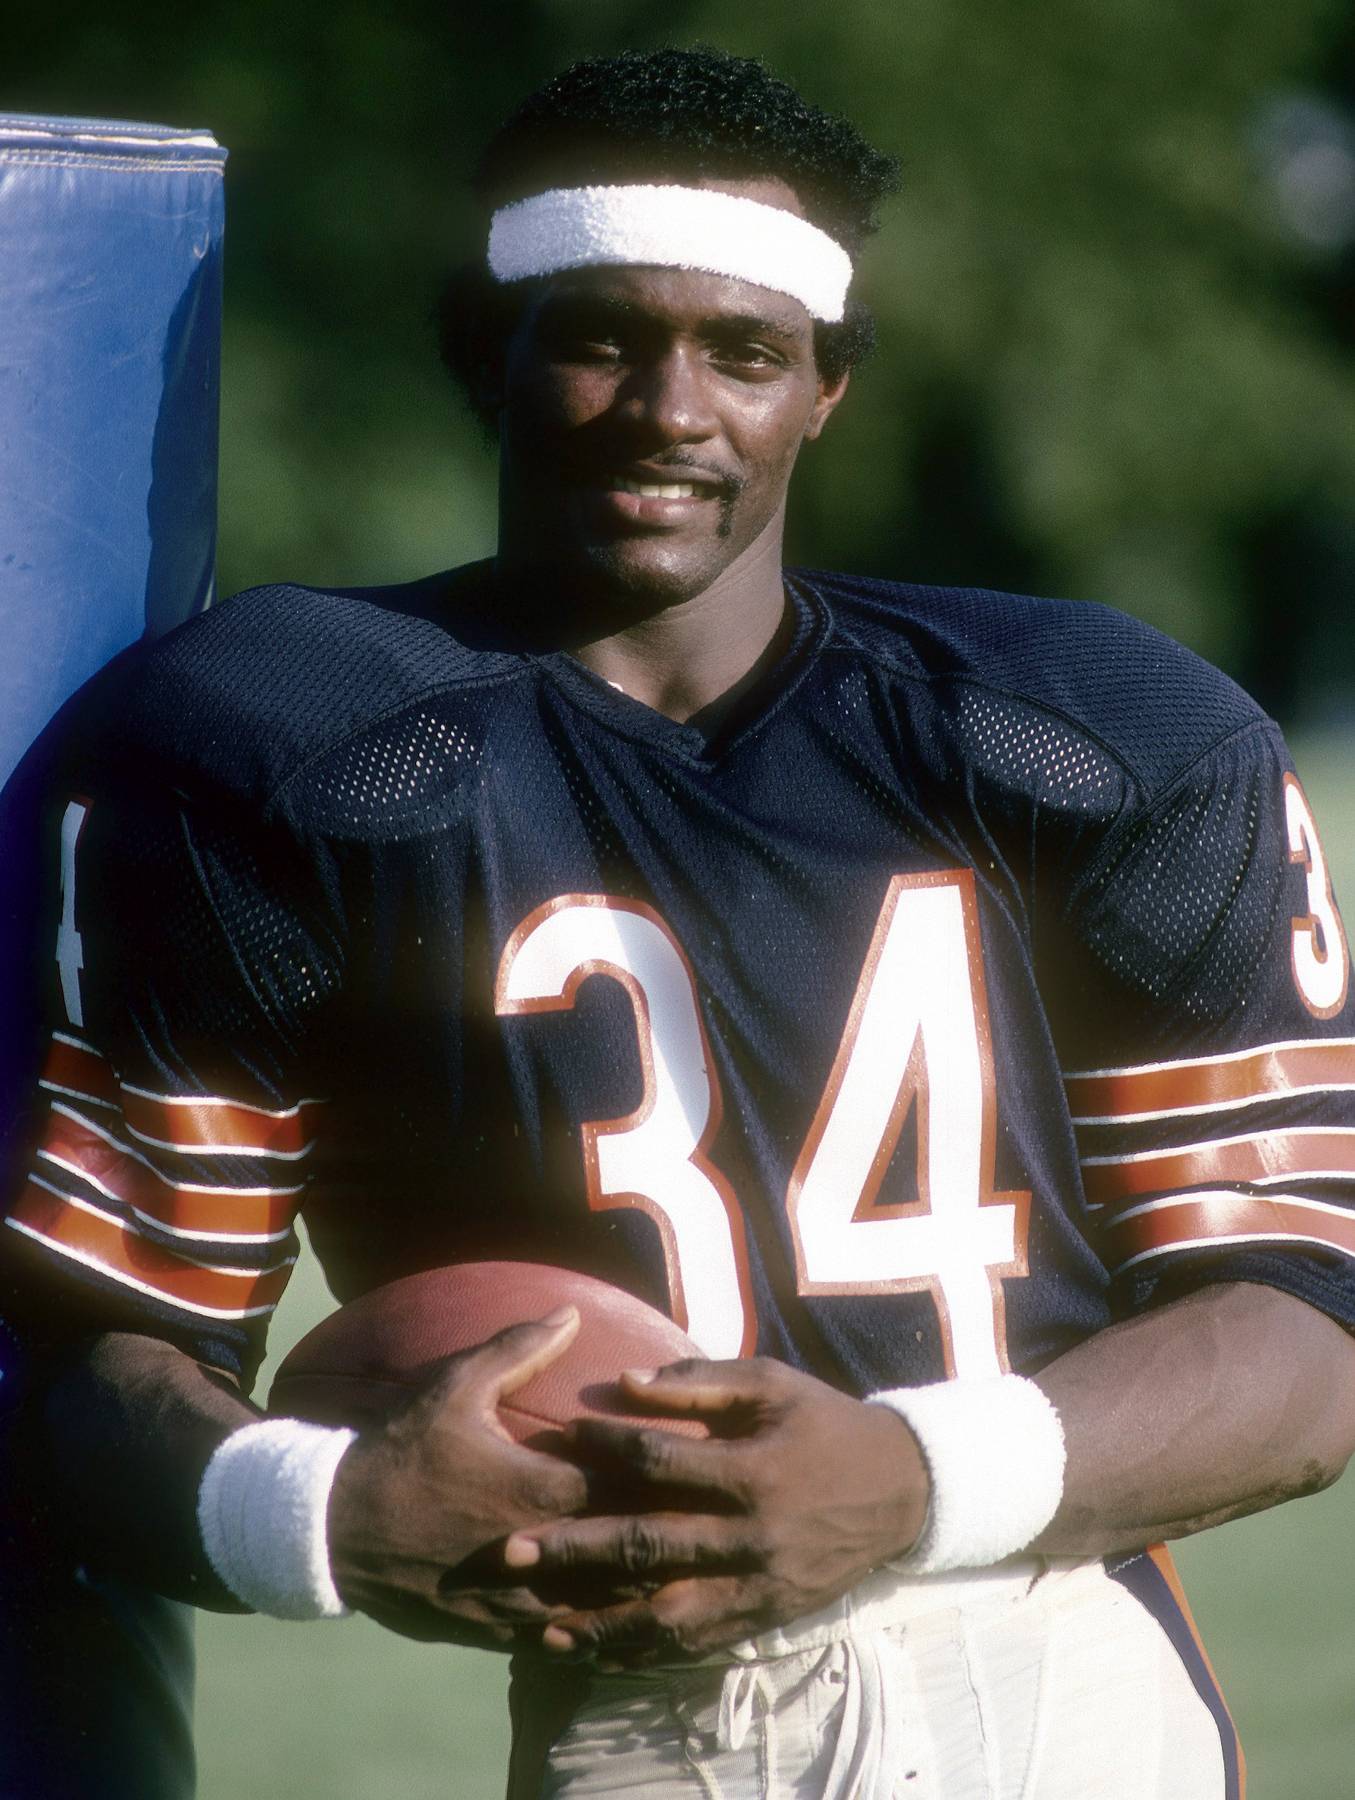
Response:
[437,46,900,426]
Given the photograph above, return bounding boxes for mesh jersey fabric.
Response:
[3,563,1353,1392]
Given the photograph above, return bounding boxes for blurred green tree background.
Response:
[7,0,1355,721]
[8,8,1355,1796]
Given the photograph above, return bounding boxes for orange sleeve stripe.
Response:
[40,1034,320,1156]
[1066,1040,1355,1120]
[1105,1191,1355,1266]
[8,1184,292,1315]
[1083,1130,1355,1206]
[40,1037,118,1107]
[119,1089,316,1155]
[38,1110,299,1238]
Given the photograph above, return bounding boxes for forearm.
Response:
[469,1286,1355,1660]
[30,1313,592,1642]
[1032,1281,1355,1556]
[39,1329,260,1607]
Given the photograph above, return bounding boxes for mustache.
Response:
[573,454,748,501]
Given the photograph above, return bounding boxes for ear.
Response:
[803,368,850,443]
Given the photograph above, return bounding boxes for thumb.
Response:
[431,1307,580,1409]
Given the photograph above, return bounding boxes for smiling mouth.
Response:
[613,476,705,499]
[606,472,727,501]
[569,467,742,540]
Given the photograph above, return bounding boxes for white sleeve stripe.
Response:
[1108,1187,1355,1226]
[22,1174,298,1274]
[47,1032,326,1121]
[1071,1084,1355,1127]
[47,1101,306,1196]
[1103,1186,1355,1273]
[1086,1169,1355,1191]
[122,1120,316,1161]
[39,1078,120,1112]
[1085,1168,1355,1210]
[1063,1037,1355,1081]
[118,1080,328,1119]
[3,1215,285,1321]
[1080,1124,1355,1167]
[34,1153,296,1246]
[1114,1231,1355,1274]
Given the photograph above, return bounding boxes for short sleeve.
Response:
[1,777,344,1385]
[1050,720,1355,1326]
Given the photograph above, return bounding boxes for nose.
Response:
[619,346,717,445]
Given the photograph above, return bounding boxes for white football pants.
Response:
[509,1554,1239,1799]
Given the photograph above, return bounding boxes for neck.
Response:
[494,511,792,723]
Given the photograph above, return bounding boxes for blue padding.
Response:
[0,118,224,1799]
[0,116,226,793]
[0,115,226,1148]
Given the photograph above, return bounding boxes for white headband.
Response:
[487,184,852,323]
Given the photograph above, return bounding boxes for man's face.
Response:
[493,177,848,609]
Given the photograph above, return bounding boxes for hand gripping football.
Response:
[267,1261,707,1444]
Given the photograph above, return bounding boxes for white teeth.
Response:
[614,477,700,499]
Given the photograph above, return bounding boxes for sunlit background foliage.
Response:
[8,0,1355,719]
[7,6,1355,1796]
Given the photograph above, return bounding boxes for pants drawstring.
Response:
[698,1632,900,1799]
[821,1632,903,1800]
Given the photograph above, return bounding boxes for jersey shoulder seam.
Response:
[813,576,1274,801]
[126,576,531,825]
[262,660,530,824]
[1075,713,1285,895]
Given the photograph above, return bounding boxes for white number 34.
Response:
[496,872,1030,1376]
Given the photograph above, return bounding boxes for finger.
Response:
[434,1573,576,1626]
[425,1308,581,1410]
[503,1512,756,1579]
[619,1356,786,1417]
[622,1578,771,1664]
[566,1418,734,1500]
[540,1595,655,1656]
[503,1438,593,1515]
[546,1575,757,1661]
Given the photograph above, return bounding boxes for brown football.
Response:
[267,1260,708,1444]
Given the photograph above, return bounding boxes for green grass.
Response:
[195,730,1355,1799]
[196,1246,513,1800]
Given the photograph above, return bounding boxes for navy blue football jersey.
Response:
[5,565,1354,1393]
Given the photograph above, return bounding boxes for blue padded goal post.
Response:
[0,113,227,1800]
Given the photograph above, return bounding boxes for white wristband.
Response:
[197,1417,358,1619]
[867,1375,1066,1573]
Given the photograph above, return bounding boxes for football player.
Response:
[5,46,1355,1799]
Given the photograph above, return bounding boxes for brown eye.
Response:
[711,342,785,375]
[548,330,623,362]
[537,304,633,362]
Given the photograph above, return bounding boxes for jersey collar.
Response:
[535,573,832,765]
